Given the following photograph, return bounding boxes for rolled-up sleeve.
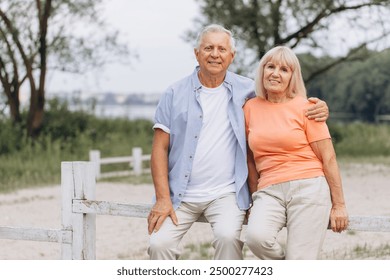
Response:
[153,88,173,134]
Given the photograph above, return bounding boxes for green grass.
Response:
[0,103,154,193]
[1,107,390,193]
[329,122,390,157]
[180,241,390,260]
[322,243,390,260]
[0,141,74,192]
[181,242,214,260]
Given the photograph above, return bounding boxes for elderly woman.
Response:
[244,46,348,260]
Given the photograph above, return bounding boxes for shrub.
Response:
[0,99,153,192]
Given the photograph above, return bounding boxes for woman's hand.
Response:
[330,204,349,233]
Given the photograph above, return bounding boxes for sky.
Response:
[43,0,390,98]
[46,0,201,96]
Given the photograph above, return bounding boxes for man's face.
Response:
[194,31,235,77]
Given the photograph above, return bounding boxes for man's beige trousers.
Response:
[148,193,246,260]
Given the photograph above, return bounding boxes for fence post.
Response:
[61,162,73,260]
[89,150,101,179]
[132,147,142,176]
[61,161,96,260]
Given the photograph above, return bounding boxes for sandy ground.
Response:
[1,162,390,260]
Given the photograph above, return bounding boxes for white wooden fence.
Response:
[89,147,151,179]
[376,114,390,122]
[1,161,390,259]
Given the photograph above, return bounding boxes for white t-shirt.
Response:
[182,83,236,202]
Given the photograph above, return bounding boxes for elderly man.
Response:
[147,24,328,260]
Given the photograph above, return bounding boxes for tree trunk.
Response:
[0,25,22,123]
[27,0,52,138]
[0,8,37,136]
[0,71,21,123]
[8,89,21,123]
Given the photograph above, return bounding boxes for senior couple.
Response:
[147,24,348,260]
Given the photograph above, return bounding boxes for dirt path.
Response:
[1,163,389,259]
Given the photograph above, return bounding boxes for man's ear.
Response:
[194,48,199,62]
[231,51,236,61]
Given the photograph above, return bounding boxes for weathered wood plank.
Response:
[98,170,133,179]
[72,200,151,218]
[82,162,96,260]
[347,216,390,232]
[89,148,151,179]
[0,226,72,244]
[73,200,390,232]
[141,154,151,161]
[98,169,151,179]
[72,162,96,260]
[73,200,209,223]
[99,156,133,165]
[61,162,75,259]
[2,158,388,261]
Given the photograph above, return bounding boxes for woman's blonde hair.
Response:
[254,46,307,99]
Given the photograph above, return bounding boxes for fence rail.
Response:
[376,114,390,122]
[329,112,390,123]
[0,161,390,260]
[73,199,390,232]
[0,226,72,243]
[89,148,151,179]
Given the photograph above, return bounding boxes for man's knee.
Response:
[214,228,241,243]
[148,234,180,260]
[149,233,176,252]
[211,212,244,246]
[212,229,244,260]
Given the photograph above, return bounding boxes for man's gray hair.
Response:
[195,24,236,53]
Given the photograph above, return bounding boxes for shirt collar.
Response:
[192,66,233,92]
[192,66,203,91]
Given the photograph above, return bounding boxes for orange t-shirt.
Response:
[244,96,331,189]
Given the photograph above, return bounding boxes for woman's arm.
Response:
[310,139,349,232]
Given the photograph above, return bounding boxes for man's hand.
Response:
[147,198,178,235]
[306,97,329,122]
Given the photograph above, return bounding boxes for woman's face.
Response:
[263,60,292,96]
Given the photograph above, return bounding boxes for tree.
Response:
[0,22,22,123]
[187,0,390,81]
[306,48,390,122]
[0,0,129,137]
[339,50,390,122]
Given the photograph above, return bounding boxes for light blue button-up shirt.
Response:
[153,67,255,210]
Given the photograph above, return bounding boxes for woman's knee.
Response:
[245,227,277,250]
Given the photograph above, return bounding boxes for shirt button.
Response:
[194,136,198,139]
[189,156,193,159]
[199,115,202,118]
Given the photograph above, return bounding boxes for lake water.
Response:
[93,104,157,121]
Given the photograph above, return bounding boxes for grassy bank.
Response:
[1,105,390,193]
[180,241,390,260]
[329,122,390,158]
[0,100,153,192]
